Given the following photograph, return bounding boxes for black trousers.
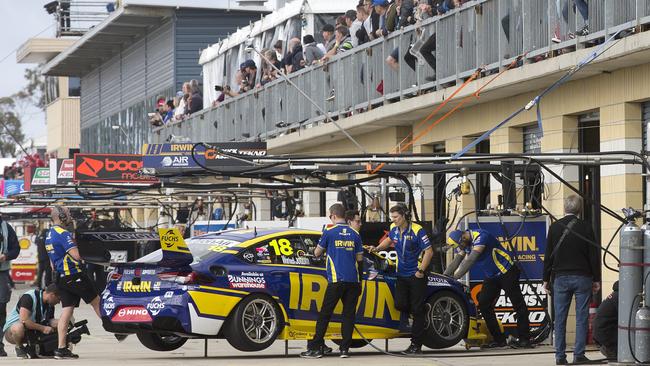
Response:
[308,282,361,351]
[394,275,427,346]
[478,266,530,343]
[35,260,53,288]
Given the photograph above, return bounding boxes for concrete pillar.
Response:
[540,115,580,217]
[599,102,643,292]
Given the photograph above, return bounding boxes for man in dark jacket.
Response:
[593,281,618,360]
[0,216,20,357]
[543,195,601,365]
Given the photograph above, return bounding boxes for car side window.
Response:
[301,234,325,268]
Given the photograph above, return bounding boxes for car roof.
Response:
[189,227,321,244]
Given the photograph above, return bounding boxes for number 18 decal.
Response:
[269,238,294,256]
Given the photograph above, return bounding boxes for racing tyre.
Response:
[224,294,282,352]
[136,332,188,351]
[422,291,469,349]
[332,339,372,348]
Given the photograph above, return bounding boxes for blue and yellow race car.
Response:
[100,227,477,352]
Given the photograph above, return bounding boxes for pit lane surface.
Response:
[0,286,601,365]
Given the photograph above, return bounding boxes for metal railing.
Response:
[49,0,112,37]
[153,0,650,144]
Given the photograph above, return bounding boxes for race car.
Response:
[99,227,477,352]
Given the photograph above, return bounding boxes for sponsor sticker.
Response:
[242,252,255,262]
[103,296,115,315]
[228,272,266,289]
[164,291,174,298]
[281,256,310,265]
[112,306,152,323]
[120,280,152,292]
[146,296,165,316]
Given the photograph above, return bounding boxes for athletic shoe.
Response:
[323,345,333,354]
[556,357,568,365]
[509,338,533,349]
[54,348,79,359]
[402,343,422,355]
[300,348,324,359]
[573,355,591,364]
[578,25,589,36]
[339,348,350,358]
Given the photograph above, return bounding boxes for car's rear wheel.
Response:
[332,339,372,348]
[136,332,187,351]
[224,294,282,351]
[422,291,469,349]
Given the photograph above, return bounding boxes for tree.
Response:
[0,67,45,157]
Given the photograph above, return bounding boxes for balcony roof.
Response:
[16,38,77,65]
[42,5,173,76]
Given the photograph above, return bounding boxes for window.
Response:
[522,125,541,154]
[248,234,323,267]
[68,77,81,97]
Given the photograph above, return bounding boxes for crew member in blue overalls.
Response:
[301,203,364,359]
[45,206,101,359]
[368,203,433,355]
[445,229,531,348]
[3,283,60,358]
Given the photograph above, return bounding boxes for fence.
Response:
[49,0,111,37]
[153,0,650,144]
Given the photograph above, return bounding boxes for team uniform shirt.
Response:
[389,223,431,277]
[317,224,363,283]
[455,229,514,279]
[45,225,82,276]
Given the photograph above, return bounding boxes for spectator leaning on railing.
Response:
[345,10,362,47]
[187,80,203,115]
[321,24,337,53]
[285,38,304,73]
[372,0,389,39]
[335,26,353,53]
[356,2,371,45]
[302,35,324,66]
[260,49,281,85]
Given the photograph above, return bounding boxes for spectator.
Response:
[273,40,284,63]
[187,81,203,115]
[593,281,618,361]
[149,98,165,126]
[285,38,304,73]
[335,26,353,53]
[336,16,347,27]
[372,0,389,39]
[260,49,281,85]
[553,0,589,43]
[321,24,336,53]
[302,35,324,66]
[355,3,371,45]
[174,83,191,121]
[162,100,174,124]
[345,10,362,47]
[238,60,257,93]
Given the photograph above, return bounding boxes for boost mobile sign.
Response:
[74,154,159,184]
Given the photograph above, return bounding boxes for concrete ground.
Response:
[0,286,604,365]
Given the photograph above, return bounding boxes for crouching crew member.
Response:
[3,283,60,359]
[301,203,364,359]
[445,229,531,348]
[46,206,101,359]
[368,204,433,355]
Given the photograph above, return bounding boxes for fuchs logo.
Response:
[146,296,165,316]
[76,157,103,177]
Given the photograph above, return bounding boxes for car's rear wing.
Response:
[76,230,160,266]
[157,228,193,267]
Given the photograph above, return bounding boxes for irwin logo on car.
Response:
[121,280,152,292]
[112,306,152,323]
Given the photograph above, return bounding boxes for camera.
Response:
[26,319,90,357]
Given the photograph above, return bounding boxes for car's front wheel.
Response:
[422,291,469,349]
[136,332,187,351]
[224,294,282,351]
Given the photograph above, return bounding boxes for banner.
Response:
[30,167,51,187]
[462,216,549,334]
[50,158,74,185]
[3,180,25,197]
[73,154,158,184]
[142,142,267,171]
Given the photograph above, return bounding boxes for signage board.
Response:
[73,154,158,184]
[142,142,267,172]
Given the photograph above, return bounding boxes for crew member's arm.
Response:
[62,231,82,261]
[452,248,482,279]
[414,231,433,278]
[18,297,53,334]
[355,235,364,263]
[443,251,466,277]
[367,236,393,253]
[4,223,20,261]
[314,231,328,258]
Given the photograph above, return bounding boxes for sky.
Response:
[0,2,56,142]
